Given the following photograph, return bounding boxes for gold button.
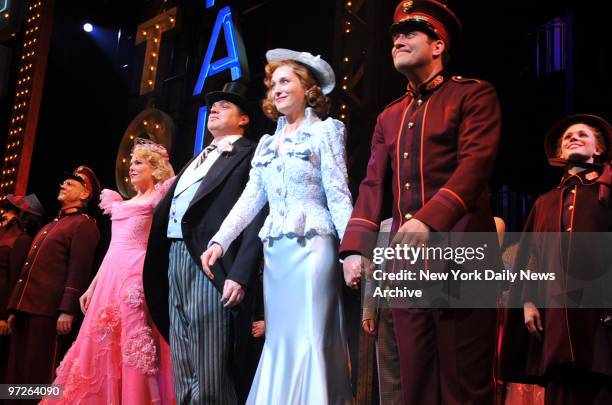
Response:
[18,279,23,283]
[405,213,413,220]
[404,183,411,190]
[403,152,409,159]
[570,189,576,194]
[417,99,423,106]
[456,75,463,79]
[566,227,572,232]
[568,205,574,211]
[25,262,29,266]
[407,122,414,128]
[43,231,48,234]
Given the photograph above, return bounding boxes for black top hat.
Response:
[544,114,612,161]
[205,82,254,117]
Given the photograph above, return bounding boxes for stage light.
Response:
[83,23,93,33]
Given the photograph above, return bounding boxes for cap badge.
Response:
[586,171,599,181]
[402,1,414,13]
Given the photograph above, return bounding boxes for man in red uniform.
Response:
[0,194,44,385]
[6,166,101,390]
[340,1,501,403]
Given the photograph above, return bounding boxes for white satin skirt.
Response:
[246,235,354,405]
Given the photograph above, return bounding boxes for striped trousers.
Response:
[168,240,237,405]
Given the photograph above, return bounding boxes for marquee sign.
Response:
[192,1,248,154]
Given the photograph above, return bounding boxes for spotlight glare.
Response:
[83,23,93,33]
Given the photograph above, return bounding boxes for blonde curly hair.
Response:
[131,140,174,184]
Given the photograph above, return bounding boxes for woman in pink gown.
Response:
[42,139,176,404]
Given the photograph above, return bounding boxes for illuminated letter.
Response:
[192,6,249,153]
[193,6,244,96]
[135,8,177,95]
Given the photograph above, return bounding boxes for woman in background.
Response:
[0,194,43,384]
[501,115,612,404]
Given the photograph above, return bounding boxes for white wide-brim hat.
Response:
[265,48,336,95]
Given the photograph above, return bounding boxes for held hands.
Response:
[79,288,94,314]
[0,319,10,335]
[524,301,543,339]
[201,245,242,307]
[221,279,244,308]
[343,255,375,289]
[252,320,265,338]
[201,243,223,279]
[390,218,430,247]
[6,314,15,334]
[57,313,75,335]
[362,319,376,336]
[343,254,365,289]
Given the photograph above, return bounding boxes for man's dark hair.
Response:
[424,31,451,67]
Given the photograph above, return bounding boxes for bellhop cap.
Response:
[544,114,612,160]
[64,165,101,201]
[390,0,462,50]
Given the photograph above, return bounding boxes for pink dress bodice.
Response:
[100,189,163,251]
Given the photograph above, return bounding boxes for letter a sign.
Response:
[193,4,249,153]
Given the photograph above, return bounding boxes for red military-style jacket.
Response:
[0,219,32,320]
[7,207,100,317]
[501,169,612,382]
[340,71,501,256]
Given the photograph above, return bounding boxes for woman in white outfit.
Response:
[202,48,354,405]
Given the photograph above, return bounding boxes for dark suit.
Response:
[143,136,266,404]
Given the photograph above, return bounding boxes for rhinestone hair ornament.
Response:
[132,137,170,161]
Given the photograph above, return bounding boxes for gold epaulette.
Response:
[451,75,481,84]
[81,213,97,223]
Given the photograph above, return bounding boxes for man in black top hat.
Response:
[143,81,267,404]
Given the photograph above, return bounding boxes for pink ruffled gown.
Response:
[41,185,175,404]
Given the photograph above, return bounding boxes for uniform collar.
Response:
[407,71,449,98]
[558,169,600,188]
[58,206,85,218]
[2,217,21,231]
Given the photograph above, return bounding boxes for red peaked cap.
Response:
[64,165,100,201]
[390,0,462,50]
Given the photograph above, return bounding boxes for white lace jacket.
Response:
[211,108,353,253]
